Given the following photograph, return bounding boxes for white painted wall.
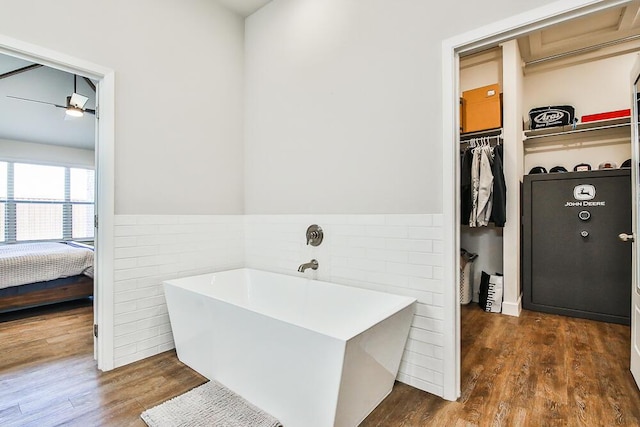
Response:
[460,61,503,92]
[0,0,245,214]
[460,227,503,303]
[460,50,503,93]
[523,52,636,173]
[244,0,557,215]
[0,138,94,168]
[524,53,638,121]
[524,136,631,173]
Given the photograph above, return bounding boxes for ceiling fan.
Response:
[6,74,95,118]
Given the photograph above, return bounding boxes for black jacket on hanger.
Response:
[490,144,506,226]
[460,149,473,225]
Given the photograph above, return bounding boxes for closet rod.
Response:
[460,129,503,142]
[460,136,503,145]
[525,34,640,66]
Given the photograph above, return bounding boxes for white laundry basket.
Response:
[460,249,478,305]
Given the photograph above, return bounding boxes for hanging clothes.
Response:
[460,149,473,225]
[474,145,494,227]
[469,146,481,226]
[490,144,506,226]
[462,136,505,227]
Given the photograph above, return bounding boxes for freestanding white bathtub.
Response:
[163,268,416,427]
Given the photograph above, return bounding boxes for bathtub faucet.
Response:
[298,259,319,273]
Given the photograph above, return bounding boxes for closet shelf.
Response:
[523,117,631,143]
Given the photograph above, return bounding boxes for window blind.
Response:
[0,161,95,243]
[0,162,6,243]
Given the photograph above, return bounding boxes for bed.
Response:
[0,242,94,313]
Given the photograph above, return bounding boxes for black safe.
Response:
[522,169,631,325]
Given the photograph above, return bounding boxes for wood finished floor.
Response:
[362,305,640,427]
[0,303,205,427]
[1,303,639,426]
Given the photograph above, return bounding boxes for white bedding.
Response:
[0,242,94,290]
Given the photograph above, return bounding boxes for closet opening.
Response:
[459,47,506,318]
[446,0,640,400]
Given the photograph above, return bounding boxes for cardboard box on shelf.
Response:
[462,83,501,133]
[459,97,465,133]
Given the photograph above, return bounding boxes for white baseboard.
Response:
[501,295,522,317]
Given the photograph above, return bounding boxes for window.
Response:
[0,161,95,242]
[0,162,6,243]
[70,168,95,239]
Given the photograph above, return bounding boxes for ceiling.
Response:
[518,2,640,65]
[215,0,272,17]
[0,55,96,150]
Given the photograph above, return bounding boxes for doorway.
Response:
[0,55,98,338]
[442,0,639,401]
[0,36,115,370]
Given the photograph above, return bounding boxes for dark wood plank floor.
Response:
[362,304,640,426]
[1,303,639,426]
[0,303,206,427]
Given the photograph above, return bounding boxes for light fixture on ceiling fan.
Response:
[6,74,95,118]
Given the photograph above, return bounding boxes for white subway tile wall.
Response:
[113,215,244,368]
[245,214,445,396]
[112,213,445,396]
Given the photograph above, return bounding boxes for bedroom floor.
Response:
[0,303,205,427]
[1,303,639,426]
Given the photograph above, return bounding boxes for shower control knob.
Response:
[580,230,589,238]
[306,224,324,246]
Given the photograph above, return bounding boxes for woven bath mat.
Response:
[141,381,282,427]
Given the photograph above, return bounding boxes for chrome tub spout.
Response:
[298,259,319,272]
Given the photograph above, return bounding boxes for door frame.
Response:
[0,34,116,371]
[630,54,640,386]
[441,0,634,401]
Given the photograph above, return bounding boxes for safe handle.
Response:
[619,233,635,242]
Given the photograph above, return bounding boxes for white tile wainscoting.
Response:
[112,213,445,396]
[245,214,446,396]
[113,215,244,368]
